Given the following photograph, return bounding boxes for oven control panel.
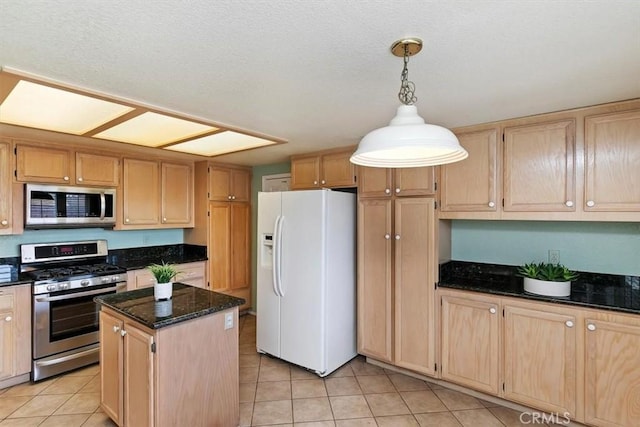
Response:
[33,273,127,295]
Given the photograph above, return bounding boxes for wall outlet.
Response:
[548,250,560,265]
[224,312,234,330]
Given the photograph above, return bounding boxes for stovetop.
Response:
[27,263,125,282]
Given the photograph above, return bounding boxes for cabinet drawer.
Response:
[176,263,205,282]
[134,270,156,289]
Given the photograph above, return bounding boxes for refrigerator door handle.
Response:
[276,216,285,297]
[272,215,282,297]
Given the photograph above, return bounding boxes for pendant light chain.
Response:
[398,44,417,106]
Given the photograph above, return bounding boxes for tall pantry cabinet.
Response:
[185,162,252,311]
[357,166,439,376]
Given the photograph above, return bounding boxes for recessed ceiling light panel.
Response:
[165,131,277,156]
[0,80,134,134]
[93,111,217,146]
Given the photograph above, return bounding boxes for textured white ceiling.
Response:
[1,0,639,166]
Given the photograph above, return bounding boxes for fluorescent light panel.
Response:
[0,80,134,134]
[165,131,277,156]
[93,111,217,147]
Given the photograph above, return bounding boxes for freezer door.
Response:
[256,192,282,357]
[279,190,326,373]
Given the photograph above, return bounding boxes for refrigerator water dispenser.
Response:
[261,233,273,268]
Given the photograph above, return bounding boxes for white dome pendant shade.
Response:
[350,105,468,168]
[350,38,468,168]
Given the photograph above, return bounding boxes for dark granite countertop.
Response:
[108,244,207,270]
[0,278,33,288]
[95,283,245,329]
[439,261,640,315]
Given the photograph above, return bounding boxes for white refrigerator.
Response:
[256,189,357,376]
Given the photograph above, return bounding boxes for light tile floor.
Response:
[0,314,548,426]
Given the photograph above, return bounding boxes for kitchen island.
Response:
[95,283,245,427]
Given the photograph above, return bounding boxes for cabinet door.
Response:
[440,128,499,214]
[75,152,119,186]
[209,202,231,290]
[503,120,576,212]
[123,323,154,427]
[357,167,392,198]
[230,203,250,291]
[321,150,355,187]
[209,167,232,201]
[584,317,640,427]
[394,198,436,376]
[394,167,436,197]
[503,304,577,416]
[122,158,160,226]
[100,311,123,425]
[0,307,14,380]
[16,144,72,183]
[161,162,193,226]
[0,141,12,234]
[585,109,640,212]
[291,155,320,190]
[231,169,251,202]
[357,199,393,362]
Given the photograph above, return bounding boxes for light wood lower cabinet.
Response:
[0,284,31,385]
[440,291,501,395]
[99,305,239,427]
[584,312,640,427]
[126,262,206,291]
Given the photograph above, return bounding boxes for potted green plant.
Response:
[147,262,179,301]
[517,262,579,297]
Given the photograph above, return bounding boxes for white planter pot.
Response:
[524,277,571,297]
[154,282,173,301]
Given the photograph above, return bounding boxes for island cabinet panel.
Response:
[584,313,640,427]
[440,127,500,217]
[100,311,123,425]
[160,162,193,226]
[15,143,73,184]
[503,303,578,418]
[357,199,393,362]
[124,324,154,427]
[503,119,576,213]
[440,292,501,395]
[0,284,31,385]
[122,158,160,226]
[75,152,119,186]
[584,109,640,212]
[0,140,12,234]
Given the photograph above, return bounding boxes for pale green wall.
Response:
[0,228,184,258]
[250,162,291,312]
[451,220,640,276]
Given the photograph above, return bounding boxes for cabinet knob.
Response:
[113,325,120,333]
[162,217,167,222]
[395,234,400,240]
[586,200,595,207]
[1,220,7,226]
[228,195,232,200]
[395,188,400,194]
[125,218,130,223]
[384,188,391,194]
[565,200,574,207]
[231,195,236,200]
[384,234,390,240]
[78,177,83,182]
[121,330,127,337]
[587,323,596,331]
[488,201,495,208]
[313,180,318,185]
[565,320,574,328]
[489,307,496,314]
[321,180,326,185]
[4,316,11,322]
[63,176,69,181]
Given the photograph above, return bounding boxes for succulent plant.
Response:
[517,262,579,282]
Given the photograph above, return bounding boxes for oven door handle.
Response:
[35,286,118,302]
[36,346,100,367]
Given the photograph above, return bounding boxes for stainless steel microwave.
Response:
[25,184,116,228]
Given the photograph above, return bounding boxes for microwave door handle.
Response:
[100,192,106,220]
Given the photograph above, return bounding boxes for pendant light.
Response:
[350,38,468,168]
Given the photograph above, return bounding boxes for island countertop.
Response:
[95,283,245,329]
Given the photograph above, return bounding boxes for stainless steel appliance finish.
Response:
[21,240,126,381]
[25,184,116,228]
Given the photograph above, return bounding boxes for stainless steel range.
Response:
[20,240,127,381]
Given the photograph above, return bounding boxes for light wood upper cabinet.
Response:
[161,162,193,226]
[503,120,576,212]
[0,285,34,384]
[230,203,250,291]
[75,152,119,186]
[291,147,355,190]
[584,109,640,212]
[0,141,12,234]
[16,144,73,184]
[584,313,640,427]
[503,303,578,417]
[122,158,160,226]
[394,197,437,376]
[358,166,436,198]
[357,199,393,363]
[209,166,250,202]
[440,291,501,395]
[440,127,500,216]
